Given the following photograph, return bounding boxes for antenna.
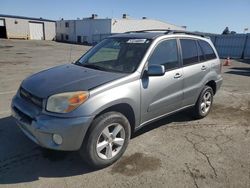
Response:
[68,44,73,63]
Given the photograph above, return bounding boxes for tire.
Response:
[79,112,131,169]
[193,86,214,119]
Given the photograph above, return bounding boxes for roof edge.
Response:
[0,14,56,22]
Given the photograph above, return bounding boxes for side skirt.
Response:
[135,104,194,132]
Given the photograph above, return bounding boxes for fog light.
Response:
[53,134,63,145]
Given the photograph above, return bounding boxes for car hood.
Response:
[21,64,127,98]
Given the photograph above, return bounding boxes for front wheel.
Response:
[79,112,131,169]
[193,86,214,119]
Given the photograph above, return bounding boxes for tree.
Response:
[222,27,230,35]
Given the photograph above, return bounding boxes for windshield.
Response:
[76,38,152,73]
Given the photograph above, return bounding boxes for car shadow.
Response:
[225,67,250,77]
[0,110,194,184]
[0,116,94,184]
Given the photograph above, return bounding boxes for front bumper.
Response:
[11,94,93,151]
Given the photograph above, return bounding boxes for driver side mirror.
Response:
[147,64,165,76]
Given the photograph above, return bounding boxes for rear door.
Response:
[199,40,220,75]
[180,39,210,106]
[140,39,184,123]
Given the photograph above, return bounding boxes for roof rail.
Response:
[165,30,206,37]
[125,29,169,33]
[125,29,206,38]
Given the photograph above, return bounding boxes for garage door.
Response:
[29,22,44,40]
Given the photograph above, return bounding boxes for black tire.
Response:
[193,86,214,119]
[79,112,131,169]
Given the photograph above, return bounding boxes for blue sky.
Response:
[1,0,249,33]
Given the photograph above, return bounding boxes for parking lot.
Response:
[0,39,249,188]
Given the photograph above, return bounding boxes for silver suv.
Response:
[11,30,223,168]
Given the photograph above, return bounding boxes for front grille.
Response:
[13,106,33,125]
[20,87,43,108]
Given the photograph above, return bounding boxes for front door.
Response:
[140,39,184,124]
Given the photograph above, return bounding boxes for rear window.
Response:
[198,40,216,60]
[180,39,199,66]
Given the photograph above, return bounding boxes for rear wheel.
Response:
[193,86,213,119]
[80,112,131,169]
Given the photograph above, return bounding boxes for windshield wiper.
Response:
[75,63,126,73]
[82,64,108,71]
[74,61,81,65]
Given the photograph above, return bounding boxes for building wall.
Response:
[111,19,185,33]
[2,17,29,39]
[75,19,111,44]
[44,22,56,40]
[56,19,111,44]
[56,20,76,41]
[0,16,56,40]
[56,18,185,44]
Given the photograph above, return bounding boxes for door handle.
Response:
[201,65,207,71]
[174,73,182,79]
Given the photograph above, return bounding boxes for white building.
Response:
[56,14,185,44]
[0,14,56,40]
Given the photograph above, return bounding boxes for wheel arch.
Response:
[83,103,136,145]
[96,103,136,132]
[205,80,216,95]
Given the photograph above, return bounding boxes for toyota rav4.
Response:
[11,30,223,168]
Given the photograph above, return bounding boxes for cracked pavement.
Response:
[0,39,250,188]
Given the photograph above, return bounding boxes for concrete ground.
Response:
[0,39,249,188]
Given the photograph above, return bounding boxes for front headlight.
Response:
[46,91,89,113]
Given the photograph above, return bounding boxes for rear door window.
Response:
[180,39,199,66]
[197,41,206,62]
[198,40,216,60]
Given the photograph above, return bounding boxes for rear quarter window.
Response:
[198,40,217,60]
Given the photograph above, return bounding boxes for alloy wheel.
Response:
[200,91,212,114]
[96,123,125,160]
